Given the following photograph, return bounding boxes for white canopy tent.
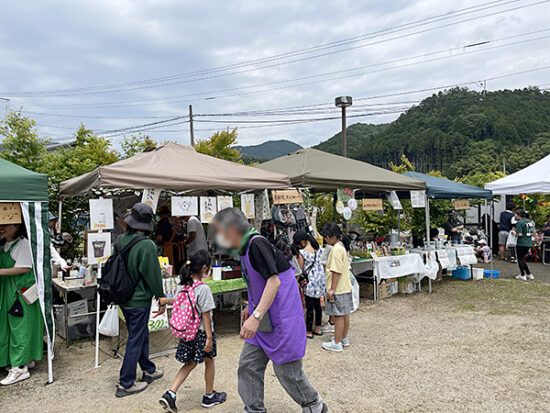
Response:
[485,154,550,195]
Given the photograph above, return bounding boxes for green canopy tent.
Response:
[0,158,53,383]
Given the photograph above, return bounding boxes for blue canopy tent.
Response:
[403,172,492,200]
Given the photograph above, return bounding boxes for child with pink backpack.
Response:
[158,250,226,412]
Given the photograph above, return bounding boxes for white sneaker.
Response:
[320,323,335,333]
[516,274,527,281]
[322,339,343,352]
[1,366,30,386]
[526,274,535,280]
[341,337,350,347]
[5,361,35,372]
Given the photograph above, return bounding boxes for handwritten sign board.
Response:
[0,202,22,225]
[172,196,198,216]
[362,198,383,211]
[410,190,426,208]
[141,189,161,212]
[454,199,470,210]
[272,189,303,205]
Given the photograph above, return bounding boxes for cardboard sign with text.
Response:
[272,189,303,205]
[454,199,470,210]
[0,202,22,225]
[362,198,383,211]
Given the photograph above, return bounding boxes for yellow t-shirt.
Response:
[325,242,352,295]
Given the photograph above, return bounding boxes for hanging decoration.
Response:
[520,194,548,206]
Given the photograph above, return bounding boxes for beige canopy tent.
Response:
[60,142,290,196]
[256,148,425,192]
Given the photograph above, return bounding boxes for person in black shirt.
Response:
[444,209,463,243]
[244,235,291,281]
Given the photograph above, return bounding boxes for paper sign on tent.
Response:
[141,189,162,212]
[362,198,383,211]
[89,198,114,230]
[410,190,426,208]
[0,202,22,225]
[454,199,470,210]
[272,189,303,205]
[172,196,198,216]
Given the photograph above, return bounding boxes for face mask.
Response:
[215,232,232,249]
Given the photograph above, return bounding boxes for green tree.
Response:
[0,109,49,170]
[195,128,242,162]
[120,133,157,159]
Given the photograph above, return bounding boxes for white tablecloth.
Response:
[455,245,478,265]
[373,253,427,280]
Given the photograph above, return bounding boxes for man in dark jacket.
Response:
[116,203,165,398]
[444,210,463,243]
[498,202,517,261]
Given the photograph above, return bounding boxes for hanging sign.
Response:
[272,189,303,205]
[87,231,112,265]
[362,198,383,211]
[241,194,255,219]
[141,189,161,212]
[347,198,358,211]
[217,195,233,211]
[172,196,198,216]
[386,191,402,210]
[337,188,354,203]
[335,201,345,215]
[200,196,217,223]
[410,190,426,208]
[343,207,352,220]
[89,198,114,230]
[454,199,470,210]
[0,202,22,225]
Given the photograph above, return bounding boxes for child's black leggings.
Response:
[516,246,531,276]
[305,296,322,332]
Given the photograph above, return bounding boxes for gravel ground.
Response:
[1,268,550,412]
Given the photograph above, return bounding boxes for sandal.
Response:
[312,331,324,336]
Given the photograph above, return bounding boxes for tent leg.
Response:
[47,339,53,384]
[95,262,102,369]
[58,198,63,229]
[425,195,431,247]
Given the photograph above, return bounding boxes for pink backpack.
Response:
[169,280,204,341]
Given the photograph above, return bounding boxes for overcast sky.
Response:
[1,0,549,148]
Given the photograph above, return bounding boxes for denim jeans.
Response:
[119,306,156,388]
[238,342,323,413]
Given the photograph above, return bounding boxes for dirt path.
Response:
[2,278,550,412]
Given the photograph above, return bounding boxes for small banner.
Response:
[362,198,383,211]
[272,189,303,205]
[410,190,426,208]
[454,199,470,210]
[0,202,22,224]
[141,189,162,212]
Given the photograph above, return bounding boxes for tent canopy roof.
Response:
[485,154,550,195]
[0,158,49,201]
[60,142,291,196]
[403,171,492,199]
[256,148,425,192]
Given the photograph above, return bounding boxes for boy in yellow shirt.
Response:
[321,223,352,352]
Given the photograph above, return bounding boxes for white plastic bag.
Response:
[98,305,119,337]
[350,273,360,313]
[506,232,517,248]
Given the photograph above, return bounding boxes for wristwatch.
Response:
[253,310,263,320]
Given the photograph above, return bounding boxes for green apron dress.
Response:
[0,239,44,368]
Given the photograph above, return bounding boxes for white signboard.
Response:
[172,196,198,216]
[217,195,233,211]
[141,189,161,212]
[89,198,114,230]
[87,231,112,265]
[410,190,426,208]
[385,191,402,210]
[148,299,169,332]
[241,194,255,219]
[200,196,217,223]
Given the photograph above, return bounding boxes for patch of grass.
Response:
[459,304,476,311]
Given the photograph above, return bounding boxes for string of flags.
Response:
[520,194,548,206]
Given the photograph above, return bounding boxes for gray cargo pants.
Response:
[238,342,324,413]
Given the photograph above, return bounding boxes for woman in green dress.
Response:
[0,222,43,386]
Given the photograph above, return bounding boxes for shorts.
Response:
[498,231,509,245]
[325,292,353,316]
[175,331,217,365]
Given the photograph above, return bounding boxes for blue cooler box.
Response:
[452,266,470,280]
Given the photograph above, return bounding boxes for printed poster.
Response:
[241,194,255,219]
[200,196,217,223]
[410,190,426,208]
[386,191,402,210]
[362,198,383,211]
[89,198,114,230]
[172,196,198,216]
[141,189,162,212]
[148,299,169,332]
[0,202,22,225]
[217,195,234,211]
[87,231,112,265]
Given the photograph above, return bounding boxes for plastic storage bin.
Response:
[472,268,484,280]
[483,269,500,279]
[452,266,471,280]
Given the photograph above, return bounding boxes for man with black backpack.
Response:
[114,203,166,398]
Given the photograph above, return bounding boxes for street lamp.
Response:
[335,96,352,157]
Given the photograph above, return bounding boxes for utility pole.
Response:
[188,104,195,146]
[335,96,352,157]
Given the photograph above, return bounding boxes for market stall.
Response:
[58,143,291,363]
[0,158,54,383]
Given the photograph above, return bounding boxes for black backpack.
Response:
[98,235,147,305]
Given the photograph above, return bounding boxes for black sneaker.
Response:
[202,390,227,408]
[159,391,178,413]
[322,403,329,413]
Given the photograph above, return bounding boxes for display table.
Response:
[351,258,374,276]
[52,278,102,346]
[205,278,247,295]
[372,253,427,300]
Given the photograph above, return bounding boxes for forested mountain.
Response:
[352,88,550,178]
[234,139,302,163]
[313,123,388,156]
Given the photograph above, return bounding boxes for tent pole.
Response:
[490,199,494,276]
[397,209,401,240]
[94,226,103,369]
[58,197,63,229]
[425,194,430,247]
[484,199,488,238]
[47,340,53,384]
